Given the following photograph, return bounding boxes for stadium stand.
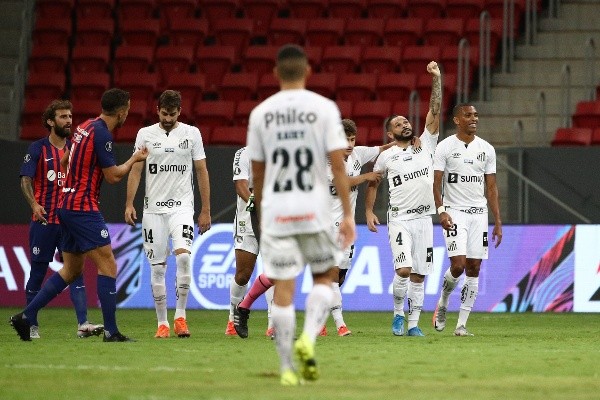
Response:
[571,101,600,129]
[120,19,161,47]
[551,128,592,147]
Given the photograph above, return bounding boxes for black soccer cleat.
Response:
[233,305,251,339]
[103,331,136,342]
[9,313,32,341]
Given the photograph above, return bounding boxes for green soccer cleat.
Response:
[294,333,319,381]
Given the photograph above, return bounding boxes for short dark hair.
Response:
[42,99,72,131]
[453,103,474,117]
[276,44,308,81]
[341,119,357,137]
[383,114,401,134]
[101,88,130,115]
[158,90,182,110]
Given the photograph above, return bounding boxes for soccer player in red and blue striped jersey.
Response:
[10,89,148,342]
[19,99,103,339]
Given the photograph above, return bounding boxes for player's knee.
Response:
[176,253,191,283]
[396,268,410,278]
[151,263,166,283]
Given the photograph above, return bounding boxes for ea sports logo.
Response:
[189,224,236,309]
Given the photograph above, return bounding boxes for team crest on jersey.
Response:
[101,229,109,238]
[477,152,486,162]
[105,141,112,152]
[179,139,189,149]
[32,247,40,255]
[23,154,31,163]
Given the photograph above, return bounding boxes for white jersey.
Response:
[329,146,379,225]
[232,146,254,237]
[247,88,347,236]
[433,134,496,209]
[373,129,438,221]
[134,122,206,214]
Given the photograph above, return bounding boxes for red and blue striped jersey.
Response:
[60,117,116,212]
[20,136,69,224]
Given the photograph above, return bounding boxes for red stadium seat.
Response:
[422,18,464,47]
[361,46,402,74]
[345,19,385,47]
[70,72,111,99]
[113,125,140,142]
[20,123,48,141]
[383,17,423,47]
[125,100,150,126]
[71,45,111,74]
[304,46,323,71]
[445,0,484,19]
[367,126,387,146]
[321,46,362,73]
[21,99,52,125]
[268,18,307,46]
[113,45,155,78]
[156,0,197,30]
[167,18,209,49]
[365,0,407,18]
[26,72,65,99]
[406,0,445,19]
[392,99,429,132]
[117,0,156,22]
[571,101,600,129]
[212,19,254,54]
[416,72,454,111]
[154,45,195,85]
[195,46,238,94]
[337,73,377,101]
[120,19,161,46]
[28,45,69,74]
[306,73,338,99]
[352,100,392,128]
[376,73,417,101]
[210,126,247,146]
[485,0,526,33]
[219,73,258,102]
[234,100,260,126]
[551,128,592,147]
[242,46,279,75]
[353,125,369,145]
[336,100,353,119]
[306,19,345,47]
[200,0,239,26]
[75,18,115,46]
[70,100,101,126]
[257,73,279,100]
[32,19,71,46]
[76,0,115,19]
[113,72,158,105]
[592,128,600,145]
[464,17,503,65]
[440,46,477,88]
[402,45,441,74]
[194,100,236,128]
[161,73,205,110]
[328,0,366,18]
[197,125,212,143]
[287,0,327,18]
[35,0,74,19]
[240,0,282,35]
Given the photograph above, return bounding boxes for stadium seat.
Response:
[70,45,111,74]
[571,101,600,129]
[70,72,110,99]
[402,45,441,74]
[423,18,464,47]
[406,0,445,19]
[321,46,362,73]
[336,100,353,119]
[306,73,338,99]
[28,45,69,74]
[365,0,407,18]
[212,19,254,54]
[120,19,161,47]
[75,18,115,46]
[328,0,366,18]
[242,46,279,75]
[20,123,48,141]
[337,73,377,101]
[113,45,155,78]
[304,46,323,71]
[240,0,282,36]
[306,19,345,47]
[161,72,205,110]
[210,126,247,146]
[197,125,212,143]
[376,73,417,101]
[257,72,279,100]
[440,46,477,87]
[592,128,600,145]
[154,45,195,85]
[76,0,115,19]
[234,100,260,126]
[393,99,429,132]
[383,17,423,47]
[70,100,101,126]
[125,100,150,126]
[32,19,71,46]
[193,100,236,128]
[156,0,197,30]
[345,19,385,47]
[352,100,392,128]
[551,128,592,146]
[268,18,307,46]
[416,72,454,111]
[195,46,238,94]
[117,0,156,22]
[113,125,140,142]
[113,72,158,105]
[353,125,369,145]
[219,73,258,102]
[367,126,387,146]
[35,0,74,19]
[287,0,327,18]
[445,0,483,19]
[176,102,195,125]
[26,73,65,99]
[166,18,209,49]
[21,98,51,125]
[200,0,239,26]
[464,17,503,64]
[361,46,402,74]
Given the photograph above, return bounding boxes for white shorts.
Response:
[142,210,194,264]
[260,230,342,281]
[442,208,489,259]
[333,225,353,270]
[234,234,259,255]
[387,217,433,275]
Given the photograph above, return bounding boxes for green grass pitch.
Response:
[1,308,599,400]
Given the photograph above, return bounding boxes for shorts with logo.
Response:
[29,221,62,262]
[442,207,489,259]
[57,209,111,253]
[142,209,194,264]
[387,217,433,275]
[234,234,259,255]
[333,224,353,270]
[260,230,342,281]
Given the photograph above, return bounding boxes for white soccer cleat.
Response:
[454,325,474,337]
[30,325,40,339]
[77,321,104,338]
[433,305,447,332]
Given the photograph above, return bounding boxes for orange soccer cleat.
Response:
[225,320,237,336]
[155,324,170,338]
[174,317,190,338]
[318,326,327,336]
[337,325,352,336]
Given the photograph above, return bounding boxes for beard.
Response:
[393,127,414,142]
[55,125,71,138]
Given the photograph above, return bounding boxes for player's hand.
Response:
[427,61,441,77]
[198,210,211,235]
[492,223,503,248]
[411,135,422,150]
[366,211,379,232]
[133,146,149,162]
[124,205,136,226]
[245,194,255,212]
[364,172,383,183]
[32,203,48,225]
[338,215,356,250]
[440,212,453,231]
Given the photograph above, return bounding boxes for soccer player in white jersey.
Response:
[247,44,355,386]
[366,61,442,337]
[227,146,275,338]
[124,90,212,338]
[432,103,503,337]
[325,119,393,337]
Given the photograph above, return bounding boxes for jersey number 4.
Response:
[272,147,314,192]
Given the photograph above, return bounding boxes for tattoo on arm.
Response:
[429,74,441,116]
